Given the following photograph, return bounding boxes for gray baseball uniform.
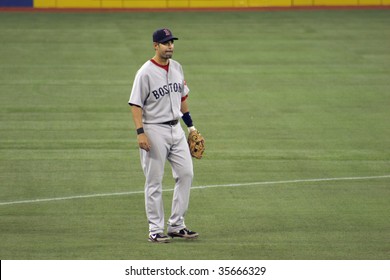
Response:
[129,58,193,235]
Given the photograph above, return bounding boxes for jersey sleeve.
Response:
[183,80,190,97]
[129,69,149,108]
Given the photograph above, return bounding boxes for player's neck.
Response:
[150,58,170,72]
[152,55,169,66]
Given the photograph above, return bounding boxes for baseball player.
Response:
[129,28,199,243]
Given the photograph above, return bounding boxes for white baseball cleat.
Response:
[168,228,199,239]
[148,233,171,243]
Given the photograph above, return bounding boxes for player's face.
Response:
[156,40,174,59]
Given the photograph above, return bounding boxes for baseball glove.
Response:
[188,129,205,159]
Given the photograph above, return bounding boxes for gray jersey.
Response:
[129,59,190,124]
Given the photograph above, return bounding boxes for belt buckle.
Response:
[162,119,178,126]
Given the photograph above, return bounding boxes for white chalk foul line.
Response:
[192,175,390,189]
[1,175,389,206]
[0,190,144,206]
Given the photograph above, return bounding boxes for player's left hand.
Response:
[188,129,205,159]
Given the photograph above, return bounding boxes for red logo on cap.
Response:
[164,29,171,36]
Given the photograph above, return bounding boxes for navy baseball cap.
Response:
[153,28,178,43]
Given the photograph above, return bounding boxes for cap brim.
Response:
[158,36,178,43]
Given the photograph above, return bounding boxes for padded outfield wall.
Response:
[1,0,390,8]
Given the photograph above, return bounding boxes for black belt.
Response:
[161,120,179,126]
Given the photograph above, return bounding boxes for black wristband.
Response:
[181,111,193,127]
[136,127,144,135]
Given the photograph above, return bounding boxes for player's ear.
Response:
[153,42,158,50]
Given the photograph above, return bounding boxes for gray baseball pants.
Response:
[140,123,193,234]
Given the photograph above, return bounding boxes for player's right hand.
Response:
[137,134,151,152]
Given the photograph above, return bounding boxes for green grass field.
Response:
[0,9,389,260]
